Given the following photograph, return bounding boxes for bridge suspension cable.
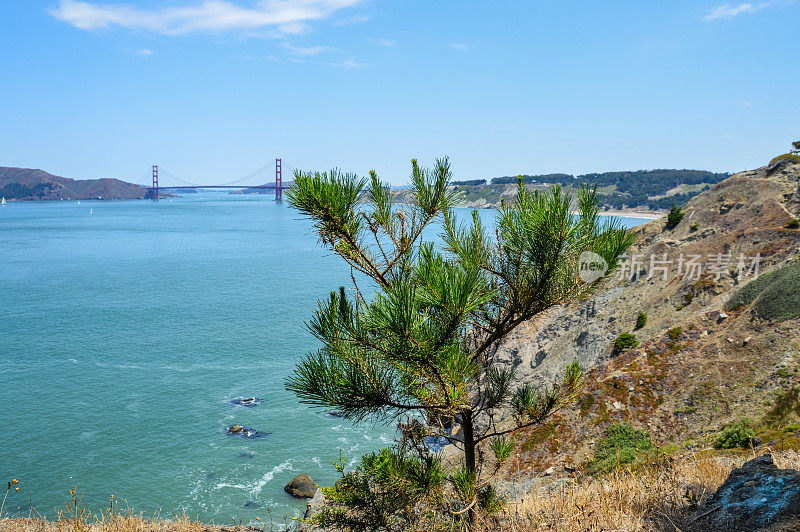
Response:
[146,158,291,202]
[155,162,277,188]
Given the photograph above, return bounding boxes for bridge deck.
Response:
[152,185,282,189]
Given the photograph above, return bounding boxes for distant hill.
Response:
[433,169,731,212]
[0,166,147,200]
[492,168,731,210]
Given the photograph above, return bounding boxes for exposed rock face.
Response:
[300,488,325,530]
[688,454,800,531]
[496,159,800,390]
[284,473,317,499]
[493,159,800,475]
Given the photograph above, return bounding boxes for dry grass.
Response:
[0,514,213,532]
[499,450,800,531]
[5,451,800,531]
[0,486,289,532]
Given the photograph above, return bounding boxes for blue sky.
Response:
[0,1,798,185]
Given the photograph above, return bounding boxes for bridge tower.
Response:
[152,165,159,201]
[275,158,282,201]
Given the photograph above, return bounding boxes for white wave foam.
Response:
[251,460,293,495]
[215,483,248,490]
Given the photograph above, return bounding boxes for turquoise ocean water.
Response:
[0,193,649,525]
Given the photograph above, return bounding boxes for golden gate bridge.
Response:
[133,158,294,201]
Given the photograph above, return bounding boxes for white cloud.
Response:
[333,13,371,25]
[448,42,468,50]
[703,2,775,21]
[136,48,154,56]
[48,0,367,35]
[282,43,336,55]
[370,38,395,47]
[328,58,365,68]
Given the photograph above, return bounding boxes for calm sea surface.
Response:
[0,193,649,525]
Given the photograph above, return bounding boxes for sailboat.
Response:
[89,208,93,215]
[1,197,6,206]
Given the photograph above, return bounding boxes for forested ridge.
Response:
[487,169,730,209]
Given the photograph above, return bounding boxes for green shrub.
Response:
[770,153,800,165]
[490,436,515,467]
[690,223,699,232]
[783,424,800,433]
[586,424,653,475]
[714,419,755,449]
[725,261,800,322]
[449,466,476,503]
[764,387,800,426]
[477,484,503,514]
[665,203,684,230]
[787,219,800,229]
[315,448,445,530]
[667,327,682,342]
[613,331,639,353]
[635,312,647,330]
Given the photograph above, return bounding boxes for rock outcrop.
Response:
[687,454,800,531]
[494,158,800,475]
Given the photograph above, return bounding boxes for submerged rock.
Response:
[284,473,317,499]
[227,425,270,439]
[230,397,262,407]
[688,454,800,530]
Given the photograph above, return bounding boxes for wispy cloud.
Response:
[703,2,776,20]
[282,43,336,56]
[135,48,154,56]
[370,38,395,47]
[48,0,368,35]
[333,13,371,25]
[448,42,468,50]
[327,58,366,68]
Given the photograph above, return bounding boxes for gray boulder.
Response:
[688,454,800,531]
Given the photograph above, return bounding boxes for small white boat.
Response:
[1,197,6,206]
[77,200,80,205]
[89,208,93,215]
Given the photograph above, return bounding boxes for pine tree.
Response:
[285,158,634,527]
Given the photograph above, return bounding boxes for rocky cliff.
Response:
[494,157,800,474]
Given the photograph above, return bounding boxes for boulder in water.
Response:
[284,473,317,499]
[227,425,270,439]
[231,397,262,407]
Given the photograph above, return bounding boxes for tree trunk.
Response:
[462,409,477,528]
